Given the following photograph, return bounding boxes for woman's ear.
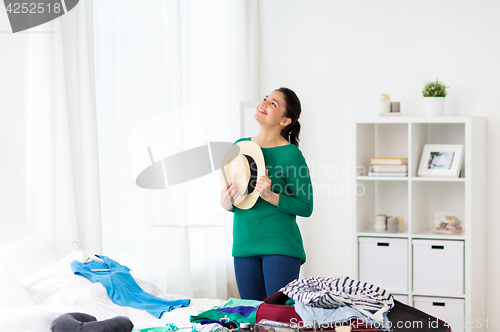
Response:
[281,117,292,127]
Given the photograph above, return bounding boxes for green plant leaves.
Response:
[422,79,449,97]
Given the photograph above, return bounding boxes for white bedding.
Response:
[0,239,225,332]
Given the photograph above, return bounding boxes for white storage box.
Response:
[413,296,464,332]
[392,294,408,305]
[359,237,407,292]
[412,239,464,295]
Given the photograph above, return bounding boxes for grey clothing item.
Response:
[50,312,133,332]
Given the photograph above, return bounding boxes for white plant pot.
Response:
[424,97,446,116]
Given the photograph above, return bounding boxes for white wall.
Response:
[258,0,500,320]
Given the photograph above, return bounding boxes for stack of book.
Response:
[368,158,408,177]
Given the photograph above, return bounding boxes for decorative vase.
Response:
[424,97,446,116]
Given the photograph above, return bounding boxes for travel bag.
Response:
[255,292,384,331]
[255,292,452,332]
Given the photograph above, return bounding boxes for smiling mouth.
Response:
[257,107,267,115]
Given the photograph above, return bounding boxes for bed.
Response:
[0,238,226,332]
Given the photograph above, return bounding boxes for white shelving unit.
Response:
[351,117,486,332]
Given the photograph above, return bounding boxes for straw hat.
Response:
[220,140,265,209]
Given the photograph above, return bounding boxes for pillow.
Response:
[21,251,93,305]
[21,251,164,305]
[0,237,63,281]
[0,261,35,309]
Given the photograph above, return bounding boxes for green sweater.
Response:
[229,137,313,264]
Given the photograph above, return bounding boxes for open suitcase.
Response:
[255,292,452,332]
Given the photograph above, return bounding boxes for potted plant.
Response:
[422,79,449,116]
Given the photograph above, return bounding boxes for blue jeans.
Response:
[234,255,301,301]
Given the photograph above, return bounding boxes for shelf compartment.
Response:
[356,123,408,177]
[356,180,408,233]
[410,123,465,178]
[410,181,465,236]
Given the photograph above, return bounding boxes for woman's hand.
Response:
[256,169,279,206]
[220,181,238,211]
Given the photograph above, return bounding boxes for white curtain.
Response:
[0,1,102,254]
[94,0,259,298]
[0,22,28,245]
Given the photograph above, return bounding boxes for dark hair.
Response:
[275,87,302,147]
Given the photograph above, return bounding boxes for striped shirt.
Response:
[280,276,394,322]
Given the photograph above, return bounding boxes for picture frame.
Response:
[417,144,464,178]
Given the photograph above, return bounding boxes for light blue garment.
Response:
[71,255,190,318]
[294,302,391,331]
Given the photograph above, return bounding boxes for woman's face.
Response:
[254,90,291,128]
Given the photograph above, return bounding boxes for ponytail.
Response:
[280,120,301,147]
[275,87,302,147]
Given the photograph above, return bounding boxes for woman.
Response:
[220,87,313,301]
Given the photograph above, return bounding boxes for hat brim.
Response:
[220,140,265,209]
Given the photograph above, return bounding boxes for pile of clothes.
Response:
[276,276,394,331]
[190,298,263,327]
